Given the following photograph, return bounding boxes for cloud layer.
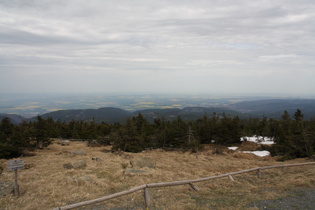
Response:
[1,0,315,95]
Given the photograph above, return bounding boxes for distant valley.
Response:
[3,93,312,118]
[1,98,315,124]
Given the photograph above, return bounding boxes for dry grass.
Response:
[237,141,262,151]
[1,140,315,210]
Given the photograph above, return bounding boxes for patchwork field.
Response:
[1,141,315,209]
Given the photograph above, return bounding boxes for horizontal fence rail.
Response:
[53,161,315,210]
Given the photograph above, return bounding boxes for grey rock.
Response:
[63,163,74,169]
[124,168,151,175]
[130,156,156,169]
[0,181,14,197]
[60,140,70,146]
[68,150,87,157]
[73,160,86,169]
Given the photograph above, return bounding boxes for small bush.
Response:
[96,136,111,146]
[0,143,20,159]
[87,140,101,147]
[121,163,129,169]
[20,149,36,157]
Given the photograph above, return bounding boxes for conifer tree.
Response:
[32,116,51,149]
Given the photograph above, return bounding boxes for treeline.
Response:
[1,109,315,160]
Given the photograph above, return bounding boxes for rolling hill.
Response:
[32,106,242,123]
[34,107,131,124]
[2,99,315,124]
[0,114,26,124]
[134,107,244,122]
[229,99,315,119]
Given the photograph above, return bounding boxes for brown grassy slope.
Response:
[0,141,315,210]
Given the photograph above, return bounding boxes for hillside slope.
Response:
[31,107,242,123]
[1,141,314,209]
[2,98,315,124]
[133,106,242,122]
[229,99,315,119]
[36,107,131,123]
[0,114,26,124]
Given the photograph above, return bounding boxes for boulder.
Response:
[64,160,87,169]
[0,181,14,197]
[60,140,70,146]
[68,150,87,157]
[130,156,156,169]
[124,168,151,175]
[73,160,86,169]
[63,163,74,169]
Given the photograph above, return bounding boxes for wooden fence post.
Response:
[144,187,151,208]
[228,175,235,181]
[189,183,199,192]
[14,169,19,196]
[257,168,262,178]
[7,159,24,196]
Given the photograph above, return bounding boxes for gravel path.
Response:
[248,189,315,210]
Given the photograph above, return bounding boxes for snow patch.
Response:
[242,150,270,157]
[241,136,274,145]
[226,136,273,157]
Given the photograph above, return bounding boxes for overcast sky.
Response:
[1,0,315,96]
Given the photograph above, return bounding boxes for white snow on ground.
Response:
[242,150,270,157]
[240,136,275,145]
[227,136,274,157]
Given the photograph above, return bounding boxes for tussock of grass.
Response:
[1,140,315,209]
[238,141,262,151]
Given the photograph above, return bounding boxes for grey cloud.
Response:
[0,0,315,95]
[0,28,80,45]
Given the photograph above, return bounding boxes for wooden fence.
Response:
[53,161,315,210]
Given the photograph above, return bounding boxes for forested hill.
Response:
[2,99,315,160]
[29,99,315,123]
[2,99,315,124]
[0,114,26,124]
[229,99,315,119]
[34,107,131,124]
[134,107,243,122]
[33,107,242,124]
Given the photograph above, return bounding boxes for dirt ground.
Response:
[1,140,315,209]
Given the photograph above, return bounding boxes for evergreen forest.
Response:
[1,109,315,160]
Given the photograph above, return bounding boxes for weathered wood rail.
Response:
[53,161,315,210]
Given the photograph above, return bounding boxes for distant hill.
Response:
[0,114,26,124]
[134,107,243,122]
[229,99,315,119]
[34,106,240,123]
[2,99,315,124]
[33,107,131,124]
